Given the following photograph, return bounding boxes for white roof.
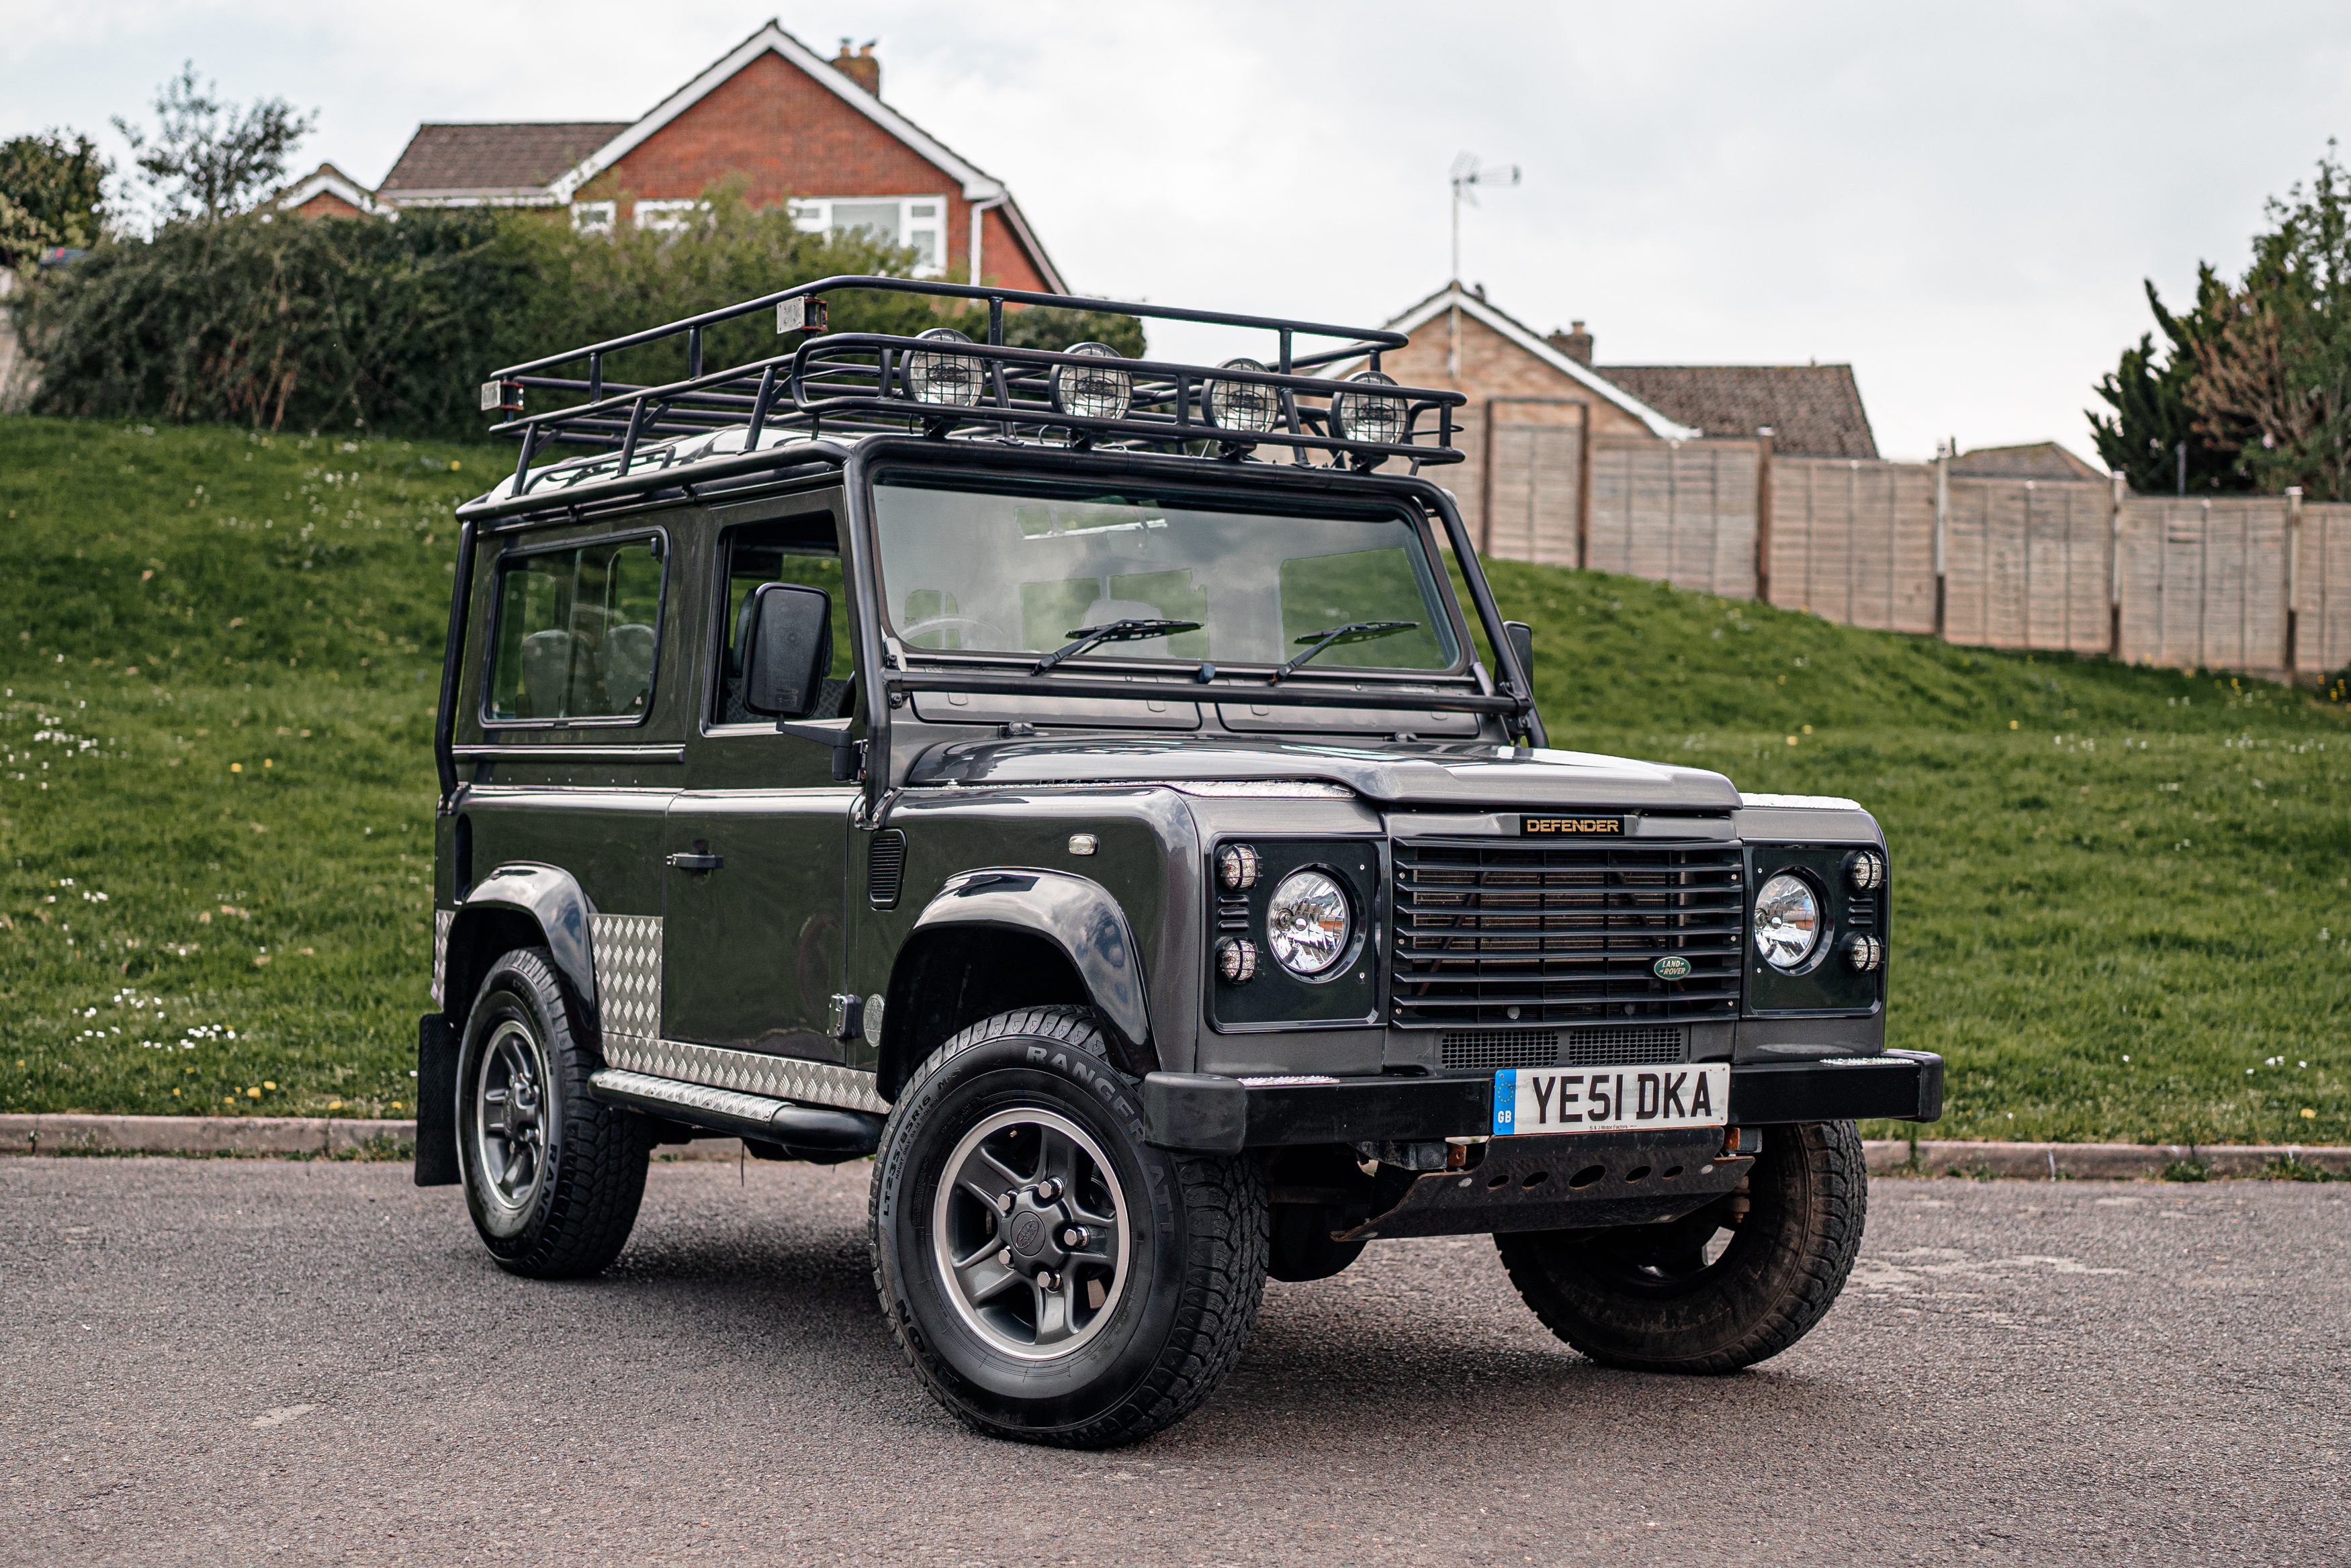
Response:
[1385,285,1697,440]
[275,163,380,216]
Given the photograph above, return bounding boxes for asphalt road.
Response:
[5,1156,2345,1567]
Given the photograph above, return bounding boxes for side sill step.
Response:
[589,1068,882,1154]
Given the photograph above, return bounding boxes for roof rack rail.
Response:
[478,275,1465,486]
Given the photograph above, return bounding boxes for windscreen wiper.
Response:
[1033,618,1204,674]
[1270,621,1418,684]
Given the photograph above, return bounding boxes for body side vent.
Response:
[868,829,907,909]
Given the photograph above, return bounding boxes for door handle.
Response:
[666,852,724,872]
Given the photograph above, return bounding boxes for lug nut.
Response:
[1039,1271,1061,1291]
[1035,1178,1061,1202]
[998,1247,1013,1266]
[997,1191,1015,1215]
[1061,1226,1088,1248]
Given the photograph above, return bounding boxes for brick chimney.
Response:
[1548,321,1593,367]
[831,39,880,96]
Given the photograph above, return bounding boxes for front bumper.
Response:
[1142,1049,1943,1153]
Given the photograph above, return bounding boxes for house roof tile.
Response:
[1593,364,1879,458]
[1948,442,2107,481]
[378,123,631,197]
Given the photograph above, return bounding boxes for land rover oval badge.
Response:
[1652,956,1693,980]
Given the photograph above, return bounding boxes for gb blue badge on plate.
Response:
[1491,1063,1730,1136]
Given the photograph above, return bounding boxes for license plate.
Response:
[1491,1064,1730,1136]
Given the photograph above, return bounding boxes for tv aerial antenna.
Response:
[1448,152,1520,379]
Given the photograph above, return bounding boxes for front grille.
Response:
[1394,838,1744,1027]
[1440,1026,1687,1071]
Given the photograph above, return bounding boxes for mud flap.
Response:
[414,1013,460,1187]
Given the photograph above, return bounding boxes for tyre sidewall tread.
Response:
[455,946,650,1280]
[1497,1119,1867,1374]
[871,1005,1268,1448]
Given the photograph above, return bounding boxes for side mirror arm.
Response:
[779,717,867,782]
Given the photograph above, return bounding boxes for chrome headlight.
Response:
[1266,869,1351,976]
[1753,872,1822,971]
[904,327,981,407]
[1204,357,1280,434]
[1050,341,1132,422]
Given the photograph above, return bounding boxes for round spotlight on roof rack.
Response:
[1203,357,1280,434]
[1050,342,1133,422]
[903,327,983,408]
[1329,369,1407,449]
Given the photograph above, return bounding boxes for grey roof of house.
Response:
[1949,442,2108,481]
[1591,364,1879,458]
[377,123,632,197]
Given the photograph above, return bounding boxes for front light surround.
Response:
[1753,871,1824,972]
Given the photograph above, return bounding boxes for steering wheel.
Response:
[898,614,1007,647]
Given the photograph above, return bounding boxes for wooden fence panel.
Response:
[1486,421,1583,567]
[2293,502,2351,676]
[1767,459,1937,633]
[1585,439,1758,598]
[2117,498,2291,672]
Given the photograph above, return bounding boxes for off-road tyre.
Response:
[871,1006,1268,1448]
[1496,1119,1867,1373]
[456,946,650,1279]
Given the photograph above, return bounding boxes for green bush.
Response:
[13,186,1147,441]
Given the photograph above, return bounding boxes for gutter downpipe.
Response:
[968,194,1006,287]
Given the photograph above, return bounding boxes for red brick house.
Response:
[288,23,1063,291]
[273,162,381,219]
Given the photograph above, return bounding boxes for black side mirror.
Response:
[1502,620,1535,691]
[742,583,832,718]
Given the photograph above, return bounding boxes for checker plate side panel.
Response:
[600,1036,887,1115]
[588,913,664,1044]
[432,909,455,1008]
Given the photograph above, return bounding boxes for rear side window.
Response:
[486,537,664,723]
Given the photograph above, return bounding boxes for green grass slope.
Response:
[1,418,489,1119]
[3,417,2346,1144]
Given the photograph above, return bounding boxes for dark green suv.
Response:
[415,278,1940,1448]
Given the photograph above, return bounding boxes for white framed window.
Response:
[633,198,702,234]
[788,195,947,275]
[569,200,617,236]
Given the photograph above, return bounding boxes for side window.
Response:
[486,537,664,723]
[711,522,856,727]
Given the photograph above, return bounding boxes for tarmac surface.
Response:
[4,1155,2344,1567]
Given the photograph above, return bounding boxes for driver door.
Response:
[660,511,856,1064]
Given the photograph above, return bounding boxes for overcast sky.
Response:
[7,1,2349,461]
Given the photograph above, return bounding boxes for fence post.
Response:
[1933,447,1949,638]
[2284,487,2303,676]
[1753,428,1774,604]
[2108,469,2126,659]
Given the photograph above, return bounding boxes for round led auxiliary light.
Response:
[1847,850,1886,892]
[1216,937,1259,984]
[1266,869,1352,977]
[1050,342,1132,422]
[1328,370,1407,449]
[1218,843,1260,890]
[1753,872,1822,971]
[904,327,982,407]
[1847,934,1885,973]
[1202,357,1280,434]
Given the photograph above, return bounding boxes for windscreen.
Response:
[868,474,1461,672]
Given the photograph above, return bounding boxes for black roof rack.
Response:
[477,276,1466,495]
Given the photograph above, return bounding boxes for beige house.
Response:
[1379,283,1879,585]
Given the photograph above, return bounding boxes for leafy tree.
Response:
[0,130,110,266]
[2088,271,2252,494]
[112,62,314,225]
[997,305,1147,359]
[2183,146,2351,500]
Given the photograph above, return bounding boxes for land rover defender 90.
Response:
[415,277,1941,1448]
